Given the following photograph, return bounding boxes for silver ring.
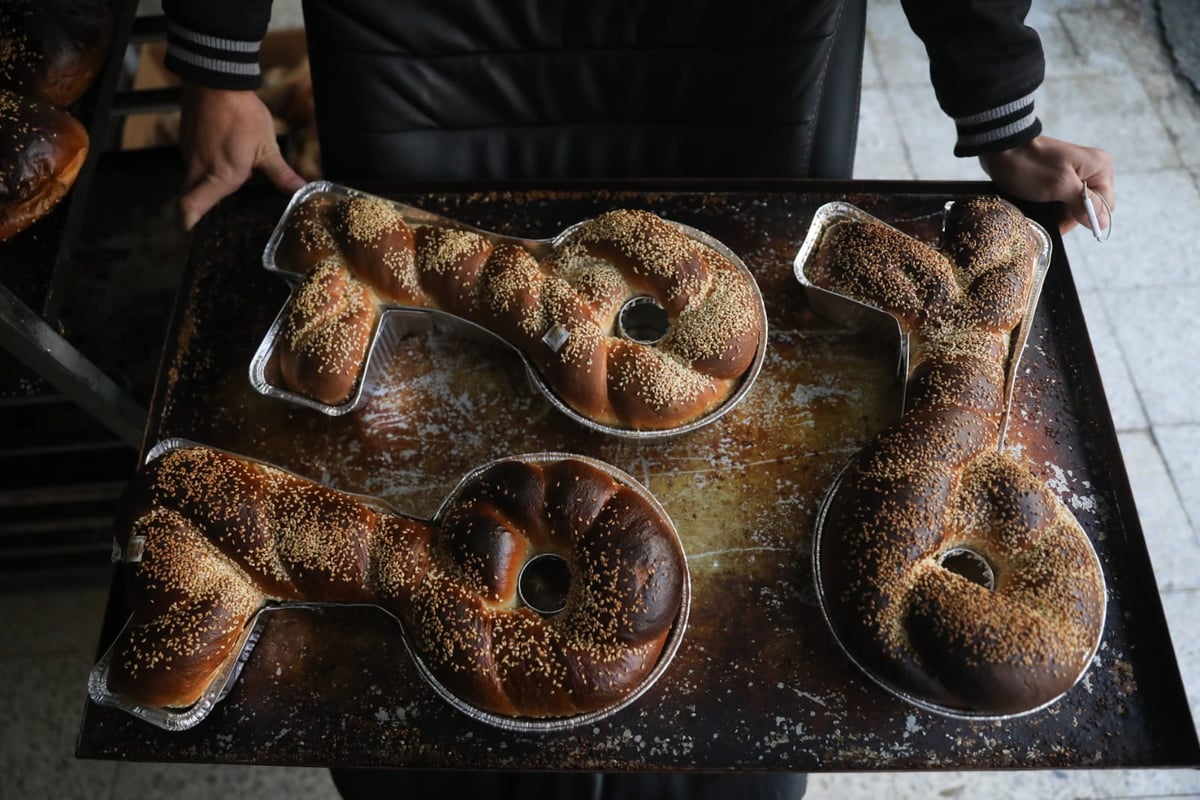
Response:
[1082,181,1113,243]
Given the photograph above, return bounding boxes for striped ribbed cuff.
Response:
[163,19,263,91]
[953,92,1042,157]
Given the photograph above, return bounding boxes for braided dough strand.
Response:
[811,196,1105,716]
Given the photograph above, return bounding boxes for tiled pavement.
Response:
[3,0,1198,797]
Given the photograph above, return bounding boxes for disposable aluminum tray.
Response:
[250,182,768,440]
[794,201,1104,719]
[88,438,690,733]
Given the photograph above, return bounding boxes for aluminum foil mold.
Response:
[88,440,690,733]
[795,201,1104,720]
[250,181,767,440]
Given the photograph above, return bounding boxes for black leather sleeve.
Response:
[900,0,1045,156]
[161,0,273,90]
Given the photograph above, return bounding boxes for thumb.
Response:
[257,142,307,194]
[179,172,240,231]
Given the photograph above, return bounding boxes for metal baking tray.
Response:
[77,184,1199,773]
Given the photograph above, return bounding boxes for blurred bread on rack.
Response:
[0,0,114,242]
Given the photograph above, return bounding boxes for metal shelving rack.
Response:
[0,3,179,577]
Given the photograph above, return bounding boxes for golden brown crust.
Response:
[277,260,379,406]
[270,195,764,428]
[414,225,495,316]
[274,192,339,273]
[551,209,708,315]
[604,340,726,430]
[119,448,296,599]
[107,507,267,710]
[0,88,88,242]
[331,195,421,303]
[108,447,685,720]
[476,243,551,347]
[809,218,956,333]
[812,196,1105,715]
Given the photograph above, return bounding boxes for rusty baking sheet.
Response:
[77,183,1200,772]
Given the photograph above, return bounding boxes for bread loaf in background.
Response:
[0,89,90,242]
[0,0,113,242]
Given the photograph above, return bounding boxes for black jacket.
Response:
[161,0,1043,182]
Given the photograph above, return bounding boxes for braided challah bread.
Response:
[0,0,114,108]
[269,189,765,431]
[0,0,113,242]
[807,196,1105,716]
[0,89,89,242]
[103,445,687,722]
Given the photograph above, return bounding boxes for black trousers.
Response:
[329,769,807,800]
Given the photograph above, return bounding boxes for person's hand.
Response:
[978,135,1115,236]
[177,84,307,230]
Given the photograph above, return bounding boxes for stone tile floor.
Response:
[3,0,1198,797]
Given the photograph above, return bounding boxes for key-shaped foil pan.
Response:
[88,438,691,733]
[793,202,1098,721]
[249,181,768,440]
[792,200,1052,447]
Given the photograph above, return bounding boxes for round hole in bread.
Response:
[517,553,571,615]
[617,295,670,345]
[937,547,995,590]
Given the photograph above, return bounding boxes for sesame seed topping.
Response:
[273,196,764,429]
[811,197,1104,715]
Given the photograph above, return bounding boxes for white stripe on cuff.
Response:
[168,47,261,77]
[956,111,1038,148]
[166,19,262,54]
[954,92,1036,127]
